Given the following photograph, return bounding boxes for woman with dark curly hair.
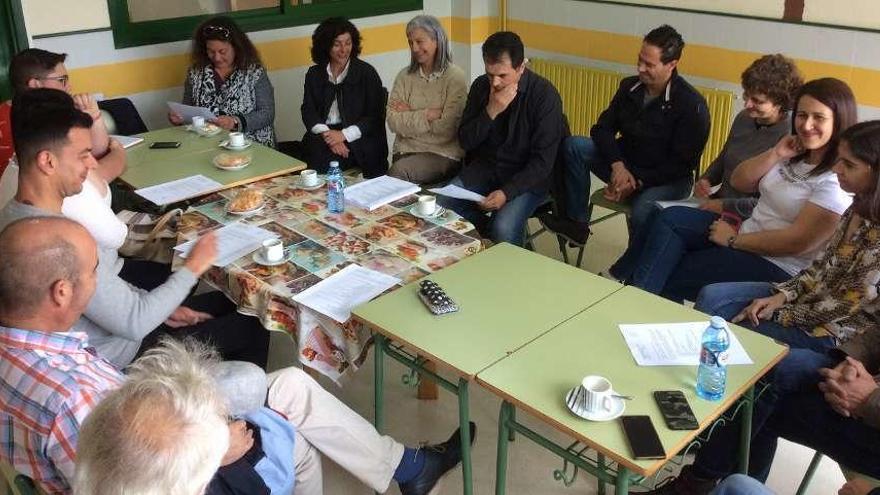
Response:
[301,17,388,178]
[168,16,276,146]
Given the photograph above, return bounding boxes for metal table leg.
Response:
[738,386,754,474]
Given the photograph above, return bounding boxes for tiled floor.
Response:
[267,209,847,495]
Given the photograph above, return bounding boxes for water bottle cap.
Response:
[329,161,340,168]
[710,316,727,328]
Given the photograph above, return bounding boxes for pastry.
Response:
[228,189,264,212]
[215,153,250,168]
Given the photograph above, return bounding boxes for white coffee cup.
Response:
[192,116,205,129]
[261,238,284,263]
[300,169,319,187]
[229,132,246,148]
[416,195,437,215]
[579,375,614,414]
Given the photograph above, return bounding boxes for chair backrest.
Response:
[0,460,42,495]
[97,97,148,136]
[529,58,734,179]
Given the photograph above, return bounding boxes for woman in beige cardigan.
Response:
[387,15,467,185]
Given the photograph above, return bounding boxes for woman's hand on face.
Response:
[168,112,184,126]
[210,116,237,131]
[773,135,805,160]
[732,292,786,327]
[322,130,346,147]
[708,218,737,246]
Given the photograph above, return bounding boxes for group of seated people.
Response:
[0,10,879,495]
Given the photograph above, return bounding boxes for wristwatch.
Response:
[727,234,737,248]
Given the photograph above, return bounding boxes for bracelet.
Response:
[727,234,737,248]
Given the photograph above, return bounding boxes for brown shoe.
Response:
[631,466,718,495]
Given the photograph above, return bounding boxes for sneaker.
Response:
[631,466,718,495]
[398,422,477,495]
[537,213,590,246]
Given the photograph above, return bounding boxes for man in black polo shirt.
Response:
[540,25,710,245]
[438,31,565,246]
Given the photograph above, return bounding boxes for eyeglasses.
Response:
[203,25,231,40]
[39,75,69,86]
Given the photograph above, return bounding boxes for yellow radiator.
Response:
[530,58,733,176]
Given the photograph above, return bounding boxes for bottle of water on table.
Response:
[327,161,345,213]
[696,316,730,401]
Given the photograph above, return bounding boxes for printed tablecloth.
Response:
[177,174,483,382]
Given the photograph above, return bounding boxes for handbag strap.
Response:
[143,208,183,244]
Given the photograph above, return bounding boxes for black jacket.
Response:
[458,69,566,199]
[301,58,388,176]
[590,73,710,188]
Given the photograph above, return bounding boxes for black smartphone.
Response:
[653,390,699,430]
[620,415,665,460]
[149,141,181,149]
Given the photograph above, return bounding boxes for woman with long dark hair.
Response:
[301,17,387,178]
[169,16,275,146]
[611,78,857,303]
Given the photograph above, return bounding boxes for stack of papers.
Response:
[110,135,145,149]
[174,223,278,267]
[345,175,421,211]
[619,322,752,366]
[135,175,223,205]
[167,102,216,121]
[428,184,486,203]
[293,264,401,322]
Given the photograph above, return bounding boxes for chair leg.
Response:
[557,234,569,264]
[795,451,824,495]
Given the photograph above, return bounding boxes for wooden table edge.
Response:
[474,344,790,478]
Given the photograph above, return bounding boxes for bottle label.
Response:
[716,351,730,365]
[700,347,715,365]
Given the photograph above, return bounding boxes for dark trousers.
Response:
[303,127,387,178]
[118,259,174,291]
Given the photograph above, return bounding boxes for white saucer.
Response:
[564,387,626,421]
[214,160,251,171]
[252,250,289,266]
[226,203,265,216]
[296,178,326,191]
[187,124,223,137]
[219,139,253,150]
[410,205,447,219]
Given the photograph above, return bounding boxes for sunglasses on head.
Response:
[203,24,231,40]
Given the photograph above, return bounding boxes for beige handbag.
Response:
[117,208,183,264]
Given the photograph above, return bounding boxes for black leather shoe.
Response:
[398,422,477,495]
[537,213,590,246]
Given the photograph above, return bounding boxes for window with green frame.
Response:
[108,0,424,49]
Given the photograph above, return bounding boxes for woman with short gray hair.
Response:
[387,15,467,186]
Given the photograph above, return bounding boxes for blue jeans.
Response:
[609,206,791,303]
[690,349,880,484]
[437,176,546,246]
[695,282,836,353]
[710,474,771,495]
[562,136,692,232]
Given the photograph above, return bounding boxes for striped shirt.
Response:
[0,326,123,494]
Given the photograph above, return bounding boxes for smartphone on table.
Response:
[620,415,665,460]
[149,141,181,149]
[653,390,699,430]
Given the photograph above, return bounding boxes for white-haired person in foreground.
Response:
[0,216,472,495]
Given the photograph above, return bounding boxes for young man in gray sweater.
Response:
[0,88,269,368]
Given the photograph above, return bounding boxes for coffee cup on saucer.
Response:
[192,116,205,129]
[228,132,246,148]
[261,238,284,263]
[300,170,319,187]
[568,375,614,415]
[416,195,437,216]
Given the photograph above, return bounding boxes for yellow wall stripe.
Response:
[70,16,497,98]
[508,19,880,108]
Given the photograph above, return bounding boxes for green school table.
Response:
[120,126,305,200]
[477,286,789,494]
[352,243,624,495]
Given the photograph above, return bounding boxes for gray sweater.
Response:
[0,200,198,367]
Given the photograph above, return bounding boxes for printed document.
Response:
[135,175,223,205]
[345,175,421,210]
[619,322,752,366]
[294,264,401,322]
[167,101,216,121]
[174,222,278,267]
[428,184,486,202]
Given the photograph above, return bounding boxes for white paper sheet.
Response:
[344,175,421,211]
[111,134,144,149]
[619,322,752,366]
[174,222,278,267]
[656,198,701,209]
[293,264,401,323]
[167,101,216,121]
[135,175,223,205]
[428,184,486,203]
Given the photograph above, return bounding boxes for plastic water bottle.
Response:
[696,316,730,401]
[327,161,345,213]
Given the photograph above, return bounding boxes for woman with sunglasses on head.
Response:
[385,15,467,186]
[301,17,388,178]
[610,78,857,303]
[169,16,275,147]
